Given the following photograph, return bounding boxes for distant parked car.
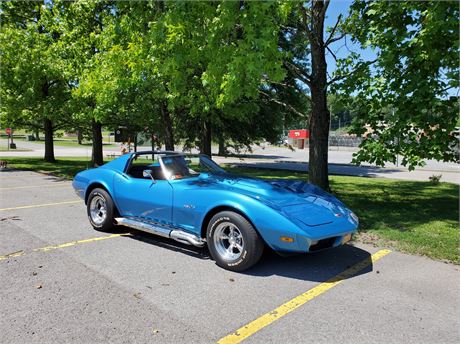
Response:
[73,151,358,271]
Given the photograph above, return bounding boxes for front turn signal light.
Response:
[280,236,294,243]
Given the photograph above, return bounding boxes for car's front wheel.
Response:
[207,211,264,272]
[87,188,116,232]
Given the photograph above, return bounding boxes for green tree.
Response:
[274,0,458,189]
[152,1,287,156]
[0,1,71,162]
[341,1,459,168]
[279,0,368,190]
[54,0,116,166]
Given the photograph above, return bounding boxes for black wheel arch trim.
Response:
[200,205,262,241]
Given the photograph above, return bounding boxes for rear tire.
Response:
[87,188,115,232]
[207,211,264,272]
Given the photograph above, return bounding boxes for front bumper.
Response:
[308,233,353,252]
[272,231,355,254]
[265,215,357,254]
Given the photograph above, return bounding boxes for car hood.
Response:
[201,174,353,227]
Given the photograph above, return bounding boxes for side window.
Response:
[188,156,208,173]
[127,155,166,180]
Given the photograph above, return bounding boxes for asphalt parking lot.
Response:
[1,171,459,344]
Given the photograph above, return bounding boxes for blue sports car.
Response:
[73,151,358,271]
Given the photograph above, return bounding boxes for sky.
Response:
[324,0,457,98]
[324,0,377,77]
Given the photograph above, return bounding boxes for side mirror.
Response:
[143,169,156,183]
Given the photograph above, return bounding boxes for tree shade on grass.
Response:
[0,157,458,264]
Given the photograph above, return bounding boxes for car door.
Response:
[113,172,173,226]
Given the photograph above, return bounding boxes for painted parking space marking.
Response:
[0,200,80,211]
[0,233,130,261]
[0,183,69,191]
[0,250,25,260]
[218,249,392,344]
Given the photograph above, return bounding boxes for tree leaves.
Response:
[342,0,459,169]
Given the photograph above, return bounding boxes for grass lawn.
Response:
[0,157,96,179]
[0,135,118,148]
[1,156,458,264]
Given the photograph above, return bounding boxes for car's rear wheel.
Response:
[207,211,264,272]
[87,188,115,232]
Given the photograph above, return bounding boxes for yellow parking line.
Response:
[0,183,69,191]
[0,200,81,211]
[0,250,25,260]
[34,234,130,252]
[0,233,130,261]
[218,249,392,344]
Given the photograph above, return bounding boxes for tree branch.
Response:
[327,59,377,86]
[327,32,346,46]
[283,60,312,87]
[53,122,68,130]
[321,0,330,18]
[259,90,307,118]
[325,13,343,46]
[298,4,314,41]
[326,46,337,62]
[262,78,303,93]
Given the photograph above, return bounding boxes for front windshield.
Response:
[160,155,227,180]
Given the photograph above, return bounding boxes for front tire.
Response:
[207,211,264,272]
[87,188,115,232]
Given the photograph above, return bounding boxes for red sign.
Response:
[5,128,12,135]
[288,129,309,139]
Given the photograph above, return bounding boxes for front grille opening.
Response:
[309,237,337,252]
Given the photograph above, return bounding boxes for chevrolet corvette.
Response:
[72,151,358,271]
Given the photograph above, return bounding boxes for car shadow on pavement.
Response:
[120,228,372,282]
[125,229,211,260]
[245,244,373,282]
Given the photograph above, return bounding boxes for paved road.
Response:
[1,139,458,183]
[1,171,459,343]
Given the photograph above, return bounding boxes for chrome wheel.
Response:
[89,195,107,226]
[213,222,244,261]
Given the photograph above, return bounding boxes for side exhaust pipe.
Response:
[115,217,205,247]
[170,230,205,247]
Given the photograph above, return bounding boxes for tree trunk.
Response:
[151,134,156,161]
[77,129,83,145]
[151,134,158,150]
[309,86,330,190]
[35,129,40,141]
[199,120,212,157]
[218,134,226,156]
[43,118,55,163]
[42,80,55,162]
[160,102,174,151]
[91,119,104,167]
[308,1,330,190]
